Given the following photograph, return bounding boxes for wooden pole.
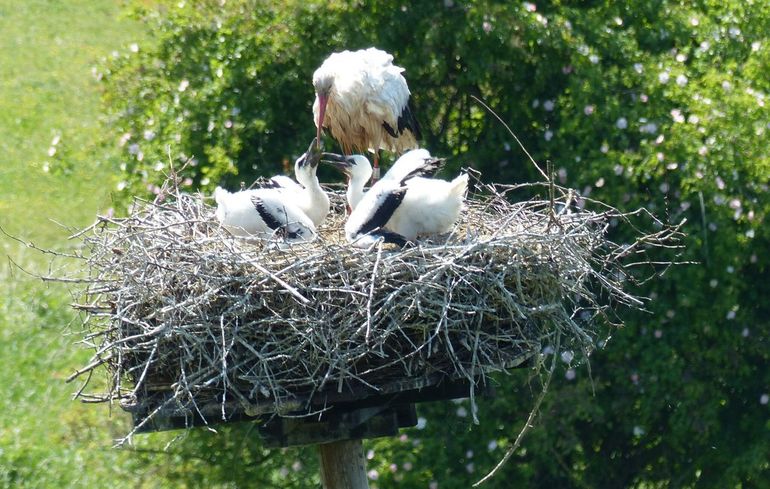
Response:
[318,439,370,489]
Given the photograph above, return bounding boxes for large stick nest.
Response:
[67,172,681,440]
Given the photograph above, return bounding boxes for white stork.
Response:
[213,186,317,244]
[254,138,331,227]
[321,149,468,247]
[312,47,421,180]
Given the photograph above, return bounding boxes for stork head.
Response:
[294,137,322,186]
[321,153,372,182]
[321,153,372,212]
[312,70,334,148]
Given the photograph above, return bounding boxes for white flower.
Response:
[709,279,718,288]
[728,26,741,38]
[676,53,687,63]
[633,426,645,436]
[544,130,553,141]
[589,54,599,64]
[616,117,628,129]
[487,440,498,451]
[676,74,688,86]
[726,310,736,320]
[367,469,379,480]
[584,104,595,115]
[742,328,750,337]
[565,369,576,380]
[658,71,670,84]
[543,99,555,111]
[752,41,761,52]
[670,109,685,123]
[690,17,699,26]
[600,142,609,154]
[456,406,468,418]
[595,177,605,188]
[633,63,643,74]
[178,79,190,92]
[416,417,427,429]
[760,394,769,405]
[129,43,139,53]
[561,350,574,363]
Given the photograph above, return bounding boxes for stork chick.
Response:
[313,47,421,180]
[322,149,467,247]
[254,138,331,227]
[213,187,316,244]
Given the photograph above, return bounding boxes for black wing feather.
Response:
[382,100,422,141]
[370,228,411,247]
[357,187,408,236]
[398,158,445,184]
[251,196,284,231]
[397,101,422,140]
[251,177,284,190]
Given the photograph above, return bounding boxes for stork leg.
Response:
[371,151,380,184]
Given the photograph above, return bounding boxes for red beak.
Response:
[316,94,327,150]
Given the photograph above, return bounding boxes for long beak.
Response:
[320,152,353,175]
[302,137,321,168]
[315,94,327,149]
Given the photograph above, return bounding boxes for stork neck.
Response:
[347,175,367,210]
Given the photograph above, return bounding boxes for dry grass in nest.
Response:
[63,172,682,444]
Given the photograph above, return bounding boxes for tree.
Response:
[82,0,769,486]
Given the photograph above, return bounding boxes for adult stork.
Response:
[321,149,468,247]
[254,138,330,227]
[312,47,421,181]
[213,186,317,244]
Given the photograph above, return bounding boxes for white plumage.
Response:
[214,187,317,243]
[312,47,421,177]
[321,149,468,246]
[259,138,330,227]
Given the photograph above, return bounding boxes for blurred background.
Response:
[0,0,767,487]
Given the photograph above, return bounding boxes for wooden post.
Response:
[318,439,369,489]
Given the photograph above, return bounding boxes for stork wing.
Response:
[346,180,408,241]
[383,149,445,182]
[382,100,421,141]
[251,195,286,231]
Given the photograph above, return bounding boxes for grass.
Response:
[0,1,148,486]
[0,3,319,487]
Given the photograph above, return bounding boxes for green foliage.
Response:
[53,0,770,487]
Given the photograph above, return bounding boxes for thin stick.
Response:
[470,95,549,181]
[473,332,561,486]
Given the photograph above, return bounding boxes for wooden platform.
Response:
[121,356,532,447]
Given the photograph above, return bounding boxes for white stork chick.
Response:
[312,47,421,179]
[213,187,316,244]
[322,149,467,247]
[255,138,330,227]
